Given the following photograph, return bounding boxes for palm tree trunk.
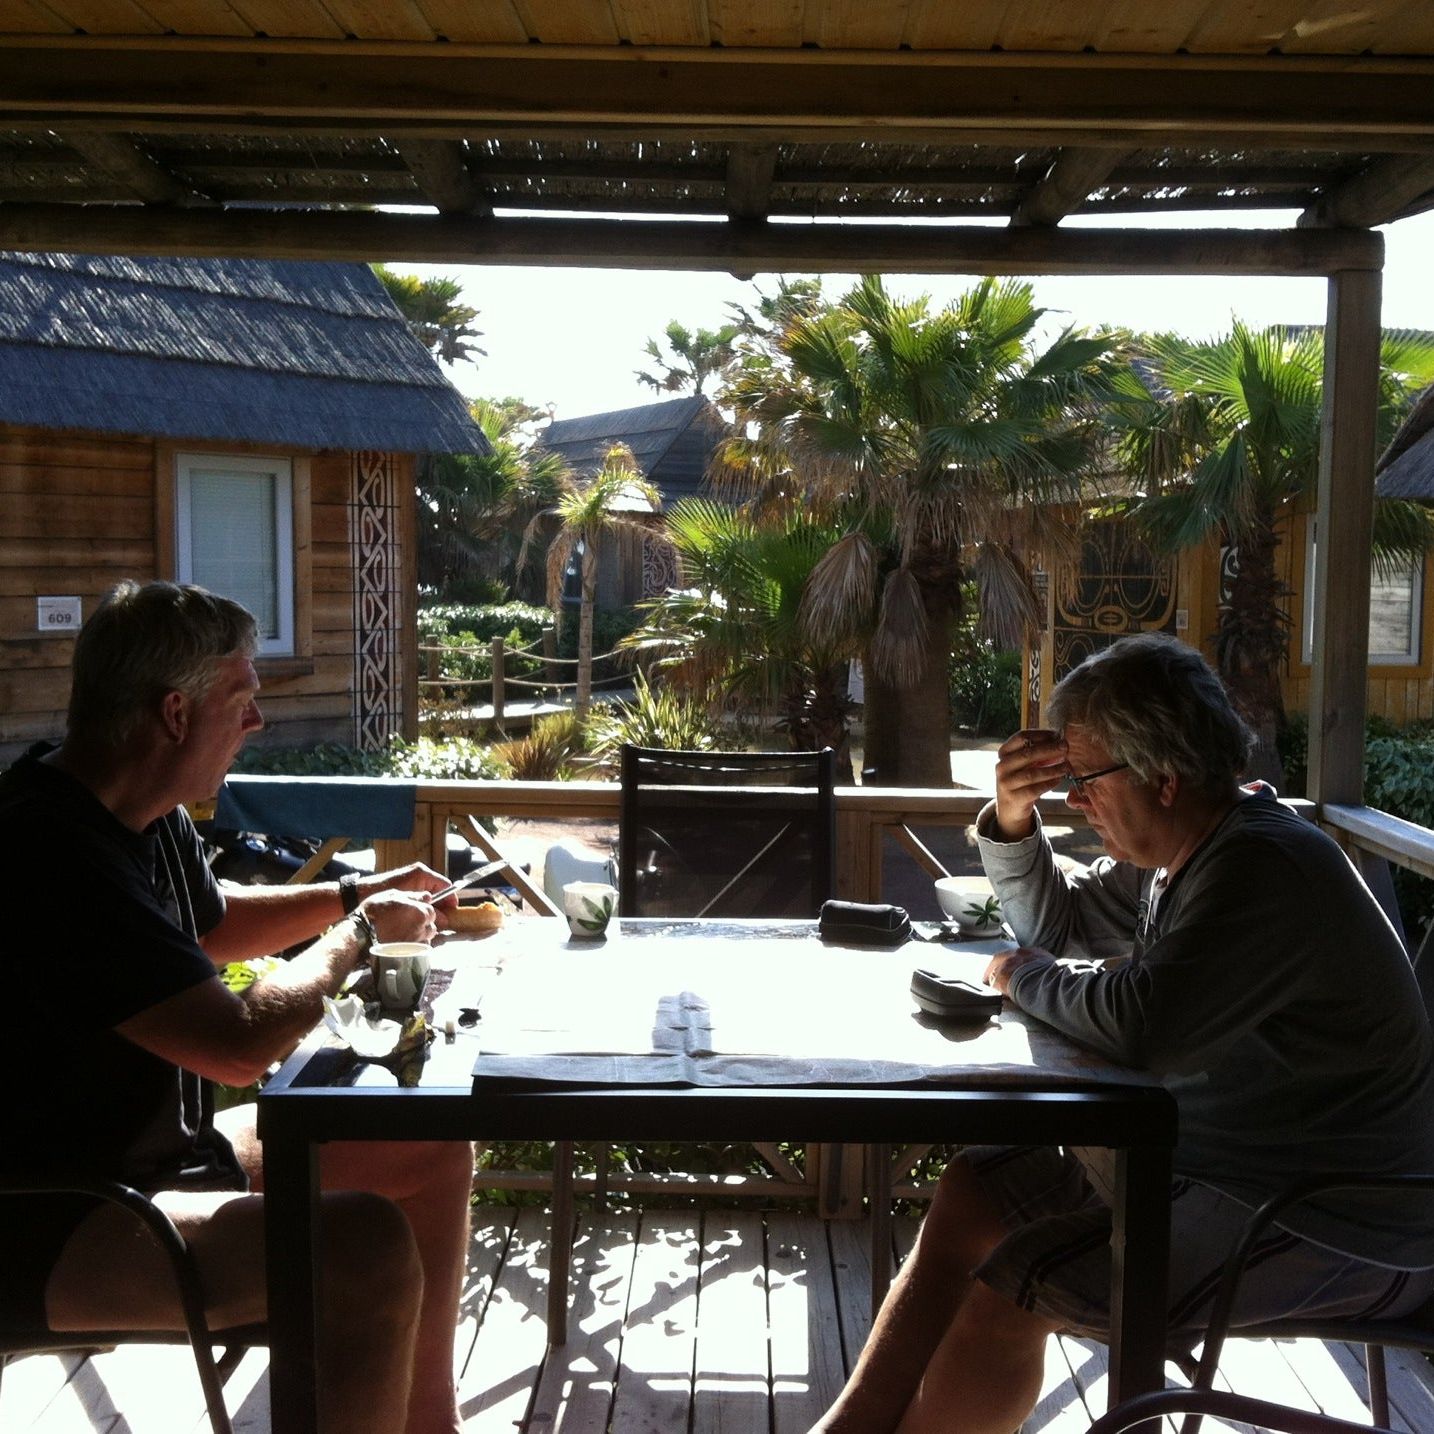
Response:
[860,654,901,786]
[1216,519,1288,786]
[895,631,955,789]
[577,540,596,719]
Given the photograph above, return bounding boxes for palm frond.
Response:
[869,567,930,688]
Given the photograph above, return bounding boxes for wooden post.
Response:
[490,635,505,730]
[1308,264,1383,807]
[542,624,558,696]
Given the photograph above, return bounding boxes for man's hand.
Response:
[360,888,439,946]
[993,728,1068,841]
[356,861,454,913]
[984,946,1054,995]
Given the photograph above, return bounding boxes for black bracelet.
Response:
[339,871,362,915]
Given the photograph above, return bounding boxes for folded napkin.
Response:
[818,899,912,947]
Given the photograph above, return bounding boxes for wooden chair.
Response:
[617,744,836,919]
[1087,1387,1396,1434]
[0,1174,264,1434]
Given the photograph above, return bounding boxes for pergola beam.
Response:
[59,130,211,206]
[3,40,1434,150]
[726,144,778,220]
[394,139,491,217]
[1301,153,1434,228]
[1011,146,1131,227]
[0,207,1385,275]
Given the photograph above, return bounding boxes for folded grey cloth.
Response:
[818,899,912,946]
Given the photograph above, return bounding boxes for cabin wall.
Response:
[0,425,417,765]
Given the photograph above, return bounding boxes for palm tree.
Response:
[720,274,1133,787]
[373,266,485,366]
[1116,323,1434,778]
[636,319,739,396]
[416,397,571,598]
[523,443,664,717]
[621,497,858,775]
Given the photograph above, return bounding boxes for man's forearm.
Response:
[201,880,348,963]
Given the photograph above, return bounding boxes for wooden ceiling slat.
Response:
[0,0,73,33]
[226,0,344,38]
[1277,0,1420,56]
[1180,1,1311,55]
[614,0,709,47]
[510,0,620,45]
[707,0,801,48]
[897,0,1004,51]
[994,0,1103,54]
[411,0,528,44]
[317,1,436,42]
[812,0,911,51]
[40,0,164,32]
[130,1,252,35]
[1084,0,1211,53]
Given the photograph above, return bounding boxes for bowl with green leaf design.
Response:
[934,877,1005,937]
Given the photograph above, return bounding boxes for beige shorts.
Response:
[964,1144,1434,1340]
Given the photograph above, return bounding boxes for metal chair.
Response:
[0,1175,264,1434]
[1088,1387,1397,1434]
[618,744,836,919]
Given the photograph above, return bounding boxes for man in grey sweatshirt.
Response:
[812,633,1434,1434]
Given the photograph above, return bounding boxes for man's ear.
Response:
[1157,771,1181,807]
[159,689,189,743]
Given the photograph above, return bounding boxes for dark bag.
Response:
[818,899,911,946]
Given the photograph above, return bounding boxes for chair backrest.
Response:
[617,745,836,919]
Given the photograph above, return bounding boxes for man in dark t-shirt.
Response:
[0,581,472,1434]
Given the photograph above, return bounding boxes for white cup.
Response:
[370,941,432,1012]
[563,881,617,939]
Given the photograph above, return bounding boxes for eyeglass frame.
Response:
[1065,761,1131,796]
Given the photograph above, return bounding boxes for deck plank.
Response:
[767,1210,848,1434]
[692,1210,771,1434]
[456,1206,552,1431]
[606,1210,700,1434]
[527,1212,639,1432]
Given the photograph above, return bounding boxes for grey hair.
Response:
[68,581,259,748]
[1046,633,1253,795]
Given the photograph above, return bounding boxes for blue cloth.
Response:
[215,775,417,840]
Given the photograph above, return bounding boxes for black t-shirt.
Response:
[0,746,245,1193]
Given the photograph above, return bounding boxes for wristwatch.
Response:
[339,871,362,915]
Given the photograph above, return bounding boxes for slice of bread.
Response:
[443,900,504,933]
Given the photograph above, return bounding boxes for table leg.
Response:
[868,1142,893,1318]
[547,1139,573,1346]
[264,1131,321,1434]
[1107,1143,1172,1411]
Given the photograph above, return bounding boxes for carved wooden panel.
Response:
[349,450,404,750]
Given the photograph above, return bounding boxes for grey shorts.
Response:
[965,1144,1434,1340]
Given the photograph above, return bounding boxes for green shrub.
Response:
[491,711,589,781]
[949,645,1022,737]
[233,735,506,782]
[585,670,725,763]
[419,601,551,645]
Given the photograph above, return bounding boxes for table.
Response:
[259,919,1177,1434]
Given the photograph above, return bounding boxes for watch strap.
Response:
[339,871,362,915]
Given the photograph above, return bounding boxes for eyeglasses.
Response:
[1065,761,1130,797]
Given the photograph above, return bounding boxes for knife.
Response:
[429,857,509,903]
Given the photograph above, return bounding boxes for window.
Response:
[1302,521,1423,666]
[176,453,294,656]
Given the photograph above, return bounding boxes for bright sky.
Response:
[394,208,1434,422]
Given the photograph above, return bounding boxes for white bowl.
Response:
[934,875,1004,934]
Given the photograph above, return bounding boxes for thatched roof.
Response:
[1376,385,1434,501]
[0,252,488,454]
[539,396,725,503]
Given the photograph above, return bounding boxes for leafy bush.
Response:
[949,645,1022,737]
[233,735,506,782]
[585,670,725,763]
[1278,712,1434,940]
[419,601,551,645]
[491,711,590,781]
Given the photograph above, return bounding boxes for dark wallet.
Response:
[818,899,912,946]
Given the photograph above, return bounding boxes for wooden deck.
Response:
[7,1205,1434,1434]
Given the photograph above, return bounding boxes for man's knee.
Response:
[957,1277,1059,1345]
[320,1191,423,1316]
[916,1155,1009,1267]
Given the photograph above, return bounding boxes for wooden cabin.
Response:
[1027,381,1434,731]
[538,396,727,607]
[0,252,487,764]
